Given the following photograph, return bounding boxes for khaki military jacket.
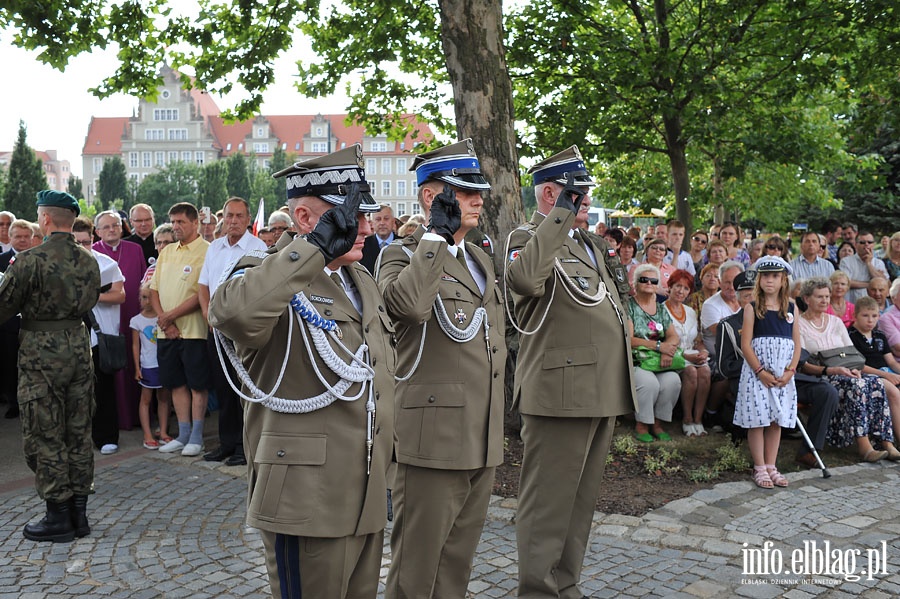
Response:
[378,226,506,470]
[208,233,395,538]
[505,208,637,417]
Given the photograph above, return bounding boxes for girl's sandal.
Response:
[766,465,789,488]
[752,465,774,489]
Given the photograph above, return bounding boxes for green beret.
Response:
[36,190,80,216]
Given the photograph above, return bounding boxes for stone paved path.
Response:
[2,449,899,598]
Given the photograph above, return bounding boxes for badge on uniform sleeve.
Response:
[455,308,467,324]
[607,249,617,258]
[508,249,520,261]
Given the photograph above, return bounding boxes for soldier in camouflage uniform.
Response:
[0,191,100,543]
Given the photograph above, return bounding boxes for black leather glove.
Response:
[306,183,362,264]
[428,184,462,244]
[553,172,586,215]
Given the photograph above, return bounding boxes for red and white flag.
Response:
[252,199,265,236]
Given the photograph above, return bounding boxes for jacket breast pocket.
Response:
[249,433,326,522]
[538,346,598,410]
[397,382,465,462]
[376,310,397,374]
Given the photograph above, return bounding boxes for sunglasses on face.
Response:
[637,276,659,285]
[858,240,875,245]
[692,236,707,244]
[765,244,779,250]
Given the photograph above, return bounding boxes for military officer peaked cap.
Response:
[528,145,596,188]
[36,189,80,216]
[273,144,380,213]
[410,138,491,191]
[755,255,793,275]
[733,270,757,291]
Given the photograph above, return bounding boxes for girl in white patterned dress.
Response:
[734,257,800,489]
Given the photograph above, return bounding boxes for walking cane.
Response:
[795,417,831,478]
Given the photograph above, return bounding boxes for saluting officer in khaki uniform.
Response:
[379,139,506,598]
[506,147,637,599]
[209,146,395,599]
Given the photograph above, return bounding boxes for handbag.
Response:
[633,346,686,372]
[810,345,865,371]
[87,311,127,374]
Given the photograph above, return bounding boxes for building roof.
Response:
[83,117,130,155]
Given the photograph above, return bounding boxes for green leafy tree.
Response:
[3,120,46,220]
[135,161,201,217]
[199,161,228,211]
[505,0,898,234]
[67,175,83,200]
[97,155,129,211]
[2,0,523,249]
[225,152,251,202]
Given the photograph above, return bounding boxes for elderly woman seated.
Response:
[627,264,682,442]
[797,277,900,461]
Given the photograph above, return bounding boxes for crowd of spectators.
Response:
[597,216,900,466]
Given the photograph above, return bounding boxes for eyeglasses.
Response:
[691,236,707,244]
[765,244,779,250]
[648,244,666,251]
[858,240,875,245]
[637,276,659,285]
[270,226,288,232]
[77,239,92,247]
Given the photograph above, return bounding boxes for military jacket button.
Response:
[555,217,562,224]
[428,395,436,403]
[566,358,573,364]
[324,309,333,317]
[277,450,286,458]
[289,251,300,261]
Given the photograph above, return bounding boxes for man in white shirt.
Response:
[199,197,267,466]
[663,219,696,275]
[840,231,888,303]
[790,230,834,282]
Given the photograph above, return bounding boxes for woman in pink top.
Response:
[826,270,855,328]
[629,237,676,296]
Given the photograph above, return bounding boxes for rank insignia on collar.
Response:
[455,308,467,324]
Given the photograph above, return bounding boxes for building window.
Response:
[397,180,406,198]
[253,142,270,153]
[142,152,151,167]
[396,158,407,173]
[282,142,287,150]
[311,142,327,153]
[155,151,165,166]
[257,127,264,137]
[161,89,171,99]
[263,159,271,169]
[366,158,376,175]
[168,128,188,141]
[396,202,407,217]
[411,180,418,197]
[370,141,387,152]
[129,173,139,183]
[129,152,138,168]
[411,203,421,215]
[381,159,392,175]
[145,129,164,141]
[295,142,301,151]
[370,181,377,198]
[400,142,406,150]
[195,151,205,165]
[168,151,179,163]
[182,151,192,162]
[153,108,179,121]
[381,181,391,197]
[93,158,102,174]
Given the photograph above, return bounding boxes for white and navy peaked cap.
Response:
[410,138,491,191]
[273,144,380,213]
[527,145,596,188]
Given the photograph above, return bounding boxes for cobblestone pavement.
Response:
[2,448,899,598]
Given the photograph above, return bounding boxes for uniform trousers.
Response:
[260,529,383,599]
[517,415,615,599]
[19,352,95,502]
[386,464,495,598]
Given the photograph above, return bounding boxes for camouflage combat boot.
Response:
[23,500,75,543]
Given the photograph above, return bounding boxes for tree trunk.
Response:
[663,114,693,236]
[437,0,523,261]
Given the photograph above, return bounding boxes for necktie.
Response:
[456,248,468,270]
[330,272,344,288]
